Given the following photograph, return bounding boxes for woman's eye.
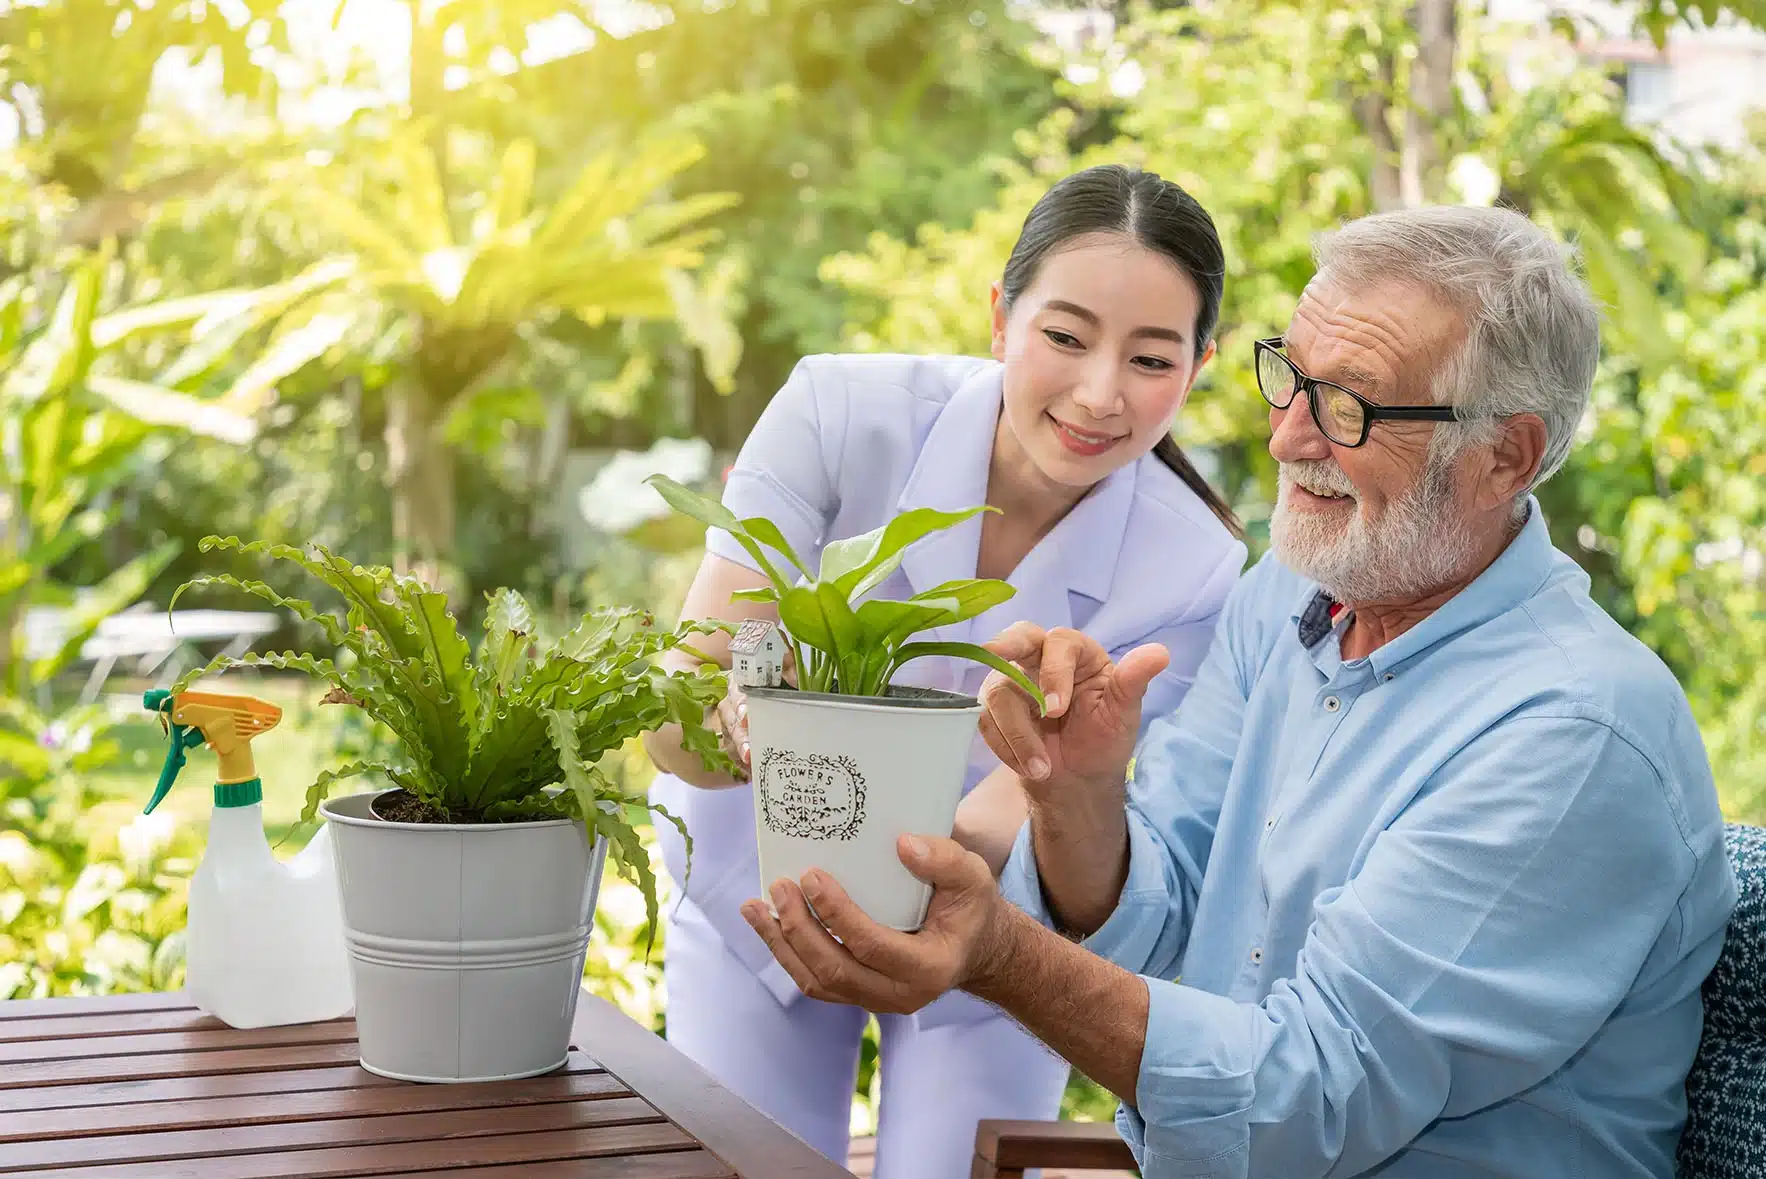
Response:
[1134,356,1176,373]
[1042,329,1082,349]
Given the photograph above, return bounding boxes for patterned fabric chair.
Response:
[1678,823,1766,1179]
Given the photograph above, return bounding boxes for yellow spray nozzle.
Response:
[144,689,282,813]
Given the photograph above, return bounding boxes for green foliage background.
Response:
[3,0,1764,1141]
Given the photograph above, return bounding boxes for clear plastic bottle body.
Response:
[184,804,354,1028]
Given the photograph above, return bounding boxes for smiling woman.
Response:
[636,164,1251,1179]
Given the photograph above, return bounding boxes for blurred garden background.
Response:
[3,0,1766,1134]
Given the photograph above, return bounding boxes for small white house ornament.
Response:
[729,618,787,689]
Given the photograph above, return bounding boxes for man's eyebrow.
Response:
[1332,364,1383,393]
[1044,299,1189,347]
[1284,339,1384,394]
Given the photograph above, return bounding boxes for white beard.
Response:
[1270,456,1479,603]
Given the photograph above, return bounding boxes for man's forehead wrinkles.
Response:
[1289,285,1455,402]
[1289,314,1402,395]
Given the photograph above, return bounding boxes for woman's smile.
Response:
[1047,412,1125,457]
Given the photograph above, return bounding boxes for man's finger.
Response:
[976,709,1014,771]
[1113,642,1171,704]
[981,671,1050,779]
[982,621,1047,664]
[771,876,904,1006]
[800,868,933,984]
[1038,628,1093,718]
[740,897,822,997]
[897,833,988,893]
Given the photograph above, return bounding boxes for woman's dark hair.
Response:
[999,164,1242,536]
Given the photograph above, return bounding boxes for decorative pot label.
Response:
[756,750,866,841]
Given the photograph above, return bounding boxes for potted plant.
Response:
[168,536,732,1083]
[645,475,1044,932]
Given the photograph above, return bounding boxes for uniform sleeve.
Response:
[708,358,845,574]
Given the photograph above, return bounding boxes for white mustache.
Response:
[1280,461,1357,499]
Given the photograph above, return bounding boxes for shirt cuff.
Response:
[996,809,1174,975]
[1125,976,1257,1174]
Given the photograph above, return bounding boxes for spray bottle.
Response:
[145,689,354,1028]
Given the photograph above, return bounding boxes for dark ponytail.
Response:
[1151,434,1241,535]
[1000,164,1243,537]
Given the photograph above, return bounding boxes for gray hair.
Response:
[1312,206,1601,502]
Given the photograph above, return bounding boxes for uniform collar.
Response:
[1290,497,1557,674]
[895,361,1134,606]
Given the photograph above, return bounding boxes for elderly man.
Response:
[739,205,1738,1178]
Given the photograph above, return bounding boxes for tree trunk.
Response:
[384,373,459,600]
[392,2,461,600]
[408,0,452,215]
[1402,0,1458,206]
[1355,54,1403,213]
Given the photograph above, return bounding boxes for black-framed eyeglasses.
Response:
[1253,337,1465,448]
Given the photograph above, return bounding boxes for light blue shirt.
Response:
[652,353,1248,1021]
[1001,501,1736,1177]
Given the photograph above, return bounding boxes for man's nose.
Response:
[1268,395,1332,463]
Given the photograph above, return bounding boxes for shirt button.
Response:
[1264,816,1277,831]
[1383,673,1395,682]
[1250,947,1264,965]
[1323,695,1341,712]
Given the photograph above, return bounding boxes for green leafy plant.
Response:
[645,475,1045,709]
[167,536,735,943]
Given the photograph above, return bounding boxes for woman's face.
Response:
[991,231,1213,491]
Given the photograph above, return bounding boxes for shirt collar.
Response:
[896,362,1135,604]
[1290,496,1556,673]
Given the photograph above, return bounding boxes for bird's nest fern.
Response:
[168,535,735,950]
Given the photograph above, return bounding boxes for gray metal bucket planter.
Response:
[319,790,609,1083]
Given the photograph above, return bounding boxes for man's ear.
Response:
[1483,412,1548,508]
[990,283,1008,362]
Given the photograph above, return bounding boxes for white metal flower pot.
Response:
[743,685,983,932]
[319,790,608,1083]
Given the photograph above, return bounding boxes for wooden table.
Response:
[0,989,856,1178]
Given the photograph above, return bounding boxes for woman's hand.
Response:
[713,649,797,782]
[640,552,785,789]
[713,683,752,781]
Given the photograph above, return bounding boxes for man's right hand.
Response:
[977,623,1168,799]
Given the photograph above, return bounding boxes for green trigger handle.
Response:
[144,688,204,815]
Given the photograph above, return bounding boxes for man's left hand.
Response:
[739,834,1007,1014]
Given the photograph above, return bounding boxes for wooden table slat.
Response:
[1,1041,368,1090]
[572,993,854,1179]
[399,1151,737,1178]
[0,1009,241,1043]
[0,993,196,1021]
[0,1064,402,1115]
[0,1054,606,1115]
[0,1093,664,1171]
[1,1067,630,1145]
[14,1121,700,1179]
[0,1020,360,1064]
[5,991,853,1178]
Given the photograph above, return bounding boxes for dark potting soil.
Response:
[370,790,467,824]
[368,789,559,825]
